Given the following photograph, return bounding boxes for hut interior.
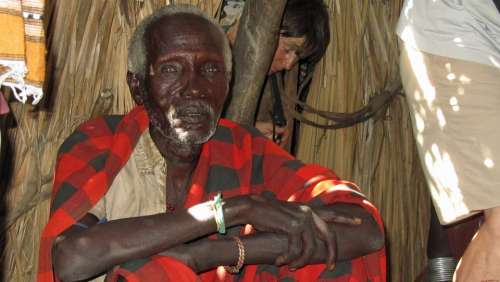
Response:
[0,0,432,281]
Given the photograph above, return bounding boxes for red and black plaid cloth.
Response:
[38,106,386,282]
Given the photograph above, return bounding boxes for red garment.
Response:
[38,106,386,282]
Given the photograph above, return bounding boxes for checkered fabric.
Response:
[38,106,386,282]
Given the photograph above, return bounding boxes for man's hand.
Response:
[313,205,363,226]
[156,201,375,274]
[237,195,361,270]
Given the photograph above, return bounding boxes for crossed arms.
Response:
[52,186,384,281]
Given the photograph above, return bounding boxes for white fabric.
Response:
[89,129,166,221]
[88,130,166,282]
[400,43,500,224]
[396,0,500,68]
[0,59,43,104]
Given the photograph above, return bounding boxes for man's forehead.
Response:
[151,29,220,52]
[148,14,222,51]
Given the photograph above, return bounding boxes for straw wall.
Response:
[2,1,222,281]
[1,0,429,281]
[296,0,430,280]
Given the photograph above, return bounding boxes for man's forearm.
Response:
[193,233,287,272]
[193,204,384,273]
[195,224,383,274]
[53,197,248,281]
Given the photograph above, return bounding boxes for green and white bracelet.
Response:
[213,193,226,234]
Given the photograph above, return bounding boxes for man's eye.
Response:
[159,64,178,73]
[202,63,220,73]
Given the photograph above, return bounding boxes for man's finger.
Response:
[278,233,302,266]
[315,208,362,225]
[288,223,316,270]
[330,215,362,225]
[313,213,336,270]
[325,230,337,271]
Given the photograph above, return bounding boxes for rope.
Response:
[282,88,401,129]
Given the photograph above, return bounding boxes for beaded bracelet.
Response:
[224,236,245,274]
[213,193,226,234]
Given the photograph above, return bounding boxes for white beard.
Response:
[166,103,218,145]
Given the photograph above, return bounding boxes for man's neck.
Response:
[163,140,200,210]
[149,127,202,208]
[149,126,202,166]
[166,142,202,165]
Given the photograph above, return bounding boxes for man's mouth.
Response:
[176,111,206,125]
[167,102,213,129]
[163,102,217,144]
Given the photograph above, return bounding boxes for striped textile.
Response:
[0,89,8,114]
[0,0,45,104]
[38,106,386,281]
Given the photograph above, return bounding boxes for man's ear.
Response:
[127,71,145,105]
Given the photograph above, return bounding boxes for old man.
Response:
[38,5,385,282]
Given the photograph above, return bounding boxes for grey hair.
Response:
[128,4,232,80]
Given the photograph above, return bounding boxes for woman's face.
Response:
[226,24,305,74]
[268,35,305,74]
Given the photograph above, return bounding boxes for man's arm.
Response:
[52,194,346,281]
[52,198,246,281]
[163,203,384,273]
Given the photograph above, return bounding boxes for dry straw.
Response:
[297,0,429,280]
[2,1,428,281]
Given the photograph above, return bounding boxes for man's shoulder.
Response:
[79,115,126,133]
[58,114,126,156]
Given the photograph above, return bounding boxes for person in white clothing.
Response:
[397,0,500,281]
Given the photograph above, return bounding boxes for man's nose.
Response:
[183,74,205,98]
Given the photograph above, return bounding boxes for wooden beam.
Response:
[225,0,287,125]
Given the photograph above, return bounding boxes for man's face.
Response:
[144,14,228,145]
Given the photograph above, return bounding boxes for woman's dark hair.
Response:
[280,0,330,65]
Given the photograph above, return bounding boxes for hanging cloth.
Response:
[0,0,46,105]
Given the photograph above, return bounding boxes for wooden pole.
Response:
[225,0,287,125]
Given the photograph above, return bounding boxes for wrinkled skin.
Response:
[51,13,384,282]
[141,14,229,163]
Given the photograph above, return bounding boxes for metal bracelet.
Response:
[427,257,458,282]
[224,236,245,274]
